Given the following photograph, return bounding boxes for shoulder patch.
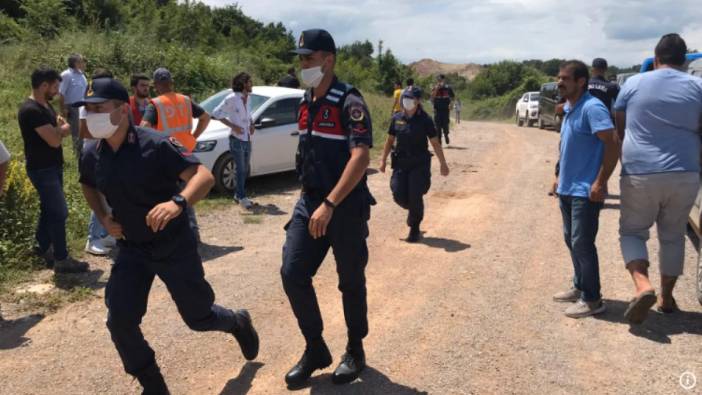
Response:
[349,105,365,122]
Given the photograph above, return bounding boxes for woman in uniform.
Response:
[379,87,449,242]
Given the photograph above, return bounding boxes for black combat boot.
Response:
[136,363,170,395]
[285,338,333,387]
[332,341,365,385]
[406,225,421,243]
[229,309,259,360]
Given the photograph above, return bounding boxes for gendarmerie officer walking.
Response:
[77,78,258,394]
[430,74,455,145]
[281,29,376,387]
[380,87,450,242]
[588,58,620,113]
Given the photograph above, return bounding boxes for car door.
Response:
[250,97,300,175]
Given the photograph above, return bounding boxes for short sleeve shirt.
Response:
[18,99,63,170]
[212,92,252,141]
[388,109,437,158]
[614,68,702,176]
[79,126,200,249]
[557,92,614,198]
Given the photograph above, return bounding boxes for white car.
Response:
[515,91,540,127]
[194,86,304,193]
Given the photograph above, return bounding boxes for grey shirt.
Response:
[59,68,88,105]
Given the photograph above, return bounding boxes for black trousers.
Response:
[281,195,370,344]
[391,160,431,227]
[434,111,450,144]
[105,231,236,377]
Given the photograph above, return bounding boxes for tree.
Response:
[20,0,70,38]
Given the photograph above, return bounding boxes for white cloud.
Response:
[202,0,702,67]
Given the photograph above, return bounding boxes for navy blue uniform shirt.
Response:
[388,108,437,158]
[79,126,200,247]
[588,75,620,113]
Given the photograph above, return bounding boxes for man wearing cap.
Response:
[589,58,620,113]
[281,29,376,387]
[141,68,210,242]
[430,74,455,145]
[77,78,259,394]
[379,86,450,242]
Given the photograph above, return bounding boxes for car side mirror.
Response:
[523,97,528,102]
[255,117,276,128]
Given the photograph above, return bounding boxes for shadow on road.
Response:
[199,243,244,262]
[247,171,299,197]
[219,362,264,395]
[250,203,287,216]
[287,366,427,394]
[54,268,106,291]
[420,235,471,253]
[0,314,44,350]
[595,299,702,343]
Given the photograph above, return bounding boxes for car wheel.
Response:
[515,112,520,126]
[518,112,525,127]
[213,153,236,194]
[697,250,702,305]
[538,116,545,129]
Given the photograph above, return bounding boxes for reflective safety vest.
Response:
[152,93,196,151]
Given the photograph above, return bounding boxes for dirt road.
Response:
[1,121,701,395]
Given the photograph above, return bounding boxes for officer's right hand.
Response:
[101,215,124,239]
[379,160,387,173]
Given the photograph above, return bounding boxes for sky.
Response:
[202,0,702,67]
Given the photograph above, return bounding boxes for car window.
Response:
[530,93,540,101]
[200,90,269,115]
[258,98,300,126]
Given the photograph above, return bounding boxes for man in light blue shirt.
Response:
[614,33,702,324]
[553,60,618,319]
[58,53,88,156]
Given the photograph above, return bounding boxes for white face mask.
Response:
[300,66,324,88]
[86,108,121,139]
[402,98,417,111]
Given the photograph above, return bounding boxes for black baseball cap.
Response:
[72,77,130,107]
[592,58,608,69]
[402,86,423,100]
[292,29,336,55]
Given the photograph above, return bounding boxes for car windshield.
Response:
[199,90,269,115]
[530,94,540,101]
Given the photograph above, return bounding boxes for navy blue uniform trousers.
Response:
[281,194,370,344]
[105,231,236,377]
[391,160,431,227]
[434,111,450,144]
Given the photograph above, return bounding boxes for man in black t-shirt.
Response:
[278,67,301,88]
[18,67,88,273]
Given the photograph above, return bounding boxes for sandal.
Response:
[624,290,657,325]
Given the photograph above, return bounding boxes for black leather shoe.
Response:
[406,225,421,243]
[332,349,366,385]
[231,309,259,360]
[137,363,170,395]
[285,340,333,387]
[445,135,450,145]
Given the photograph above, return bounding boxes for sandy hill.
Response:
[409,58,483,81]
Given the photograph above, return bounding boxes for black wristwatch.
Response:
[172,194,188,210]
[323,198,337,209]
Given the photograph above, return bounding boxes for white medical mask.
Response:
[86,108,121,139]
[402,98,417,111]
[300,66,324,88]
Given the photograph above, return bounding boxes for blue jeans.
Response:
[88,211,108,242]
[229,137,251,200]
[559,195,603,302]
[26,166,68,260]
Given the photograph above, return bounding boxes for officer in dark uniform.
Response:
[430,74,455,145]
[281,29,376,387]
[76,78,259,394]
[588,58,620,113]
[380,87,450,242]
[278,67,301,89]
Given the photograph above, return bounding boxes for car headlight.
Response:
[193,140,217,152]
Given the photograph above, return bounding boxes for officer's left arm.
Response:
[145,139,214,232]
[191,102,210,139]
[308,94,372,239]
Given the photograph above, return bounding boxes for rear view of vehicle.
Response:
[537,82,562,132]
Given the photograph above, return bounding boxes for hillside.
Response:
[409,58,482,81]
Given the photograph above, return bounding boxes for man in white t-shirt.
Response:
[213,72,256,209]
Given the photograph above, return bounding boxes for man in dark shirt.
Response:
[588,58,620,113]
[18,67,88,273]
[278,67,301,88]
[430,74,455,145]
[77,78,259,394]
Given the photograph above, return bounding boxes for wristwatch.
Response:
[172,194,188,210]
[323,198,337,209]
